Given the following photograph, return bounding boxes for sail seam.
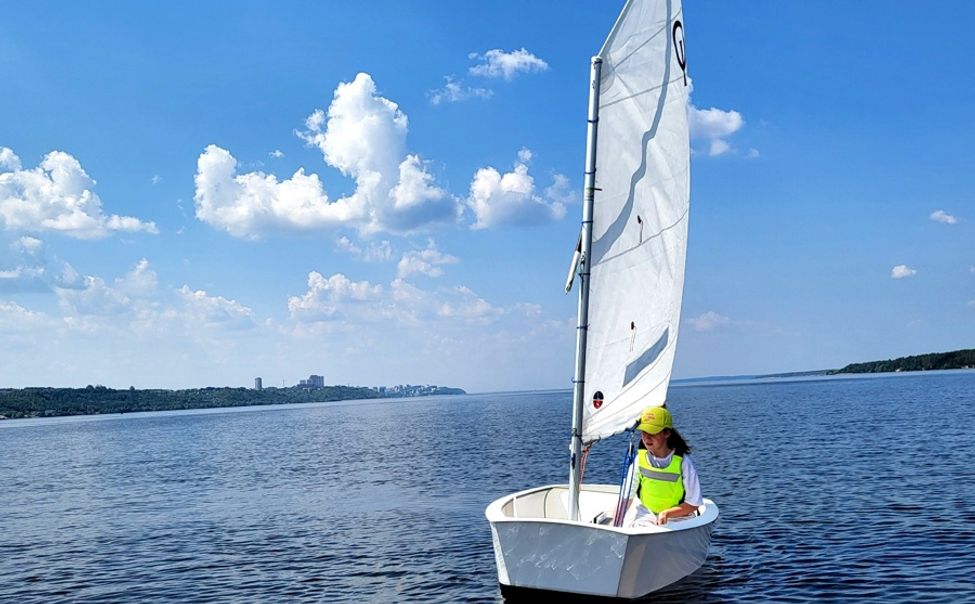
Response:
[594,206,688,267]
[601,74,688,110]
[605,22,668,74]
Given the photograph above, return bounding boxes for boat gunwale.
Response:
[486,483,718,535]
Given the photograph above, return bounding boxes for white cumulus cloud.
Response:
[467,150,567,229]
[117,258,159,297]
[12,236,43,254]
[287,272,384,322]
[194,144,361,238]
[0,236,85,293]
[178,285,256,330]
[0,147,158,239]
[196,73,460,237]
[57,275,132,317]
[288,271,512,330]
[544,173,576,207]
[2,257,269,345]
[0,265,45,283]
[56,258,159,317]
[708,139,731,157]
[689,106,746,157]
[0,300,52,333]
[396,240,459,279]
[428,76,493,106]
[437,285,503,323]
[929,209,957,225]
[335,236,394,262]
[687,311,731,332]
[469,49,549,80]
[0,148,21,171]
[891,265,917,279]
[386,154,457,232]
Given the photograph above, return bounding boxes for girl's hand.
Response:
[656,510,671,525]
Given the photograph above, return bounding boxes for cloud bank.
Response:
[288,271,504,329]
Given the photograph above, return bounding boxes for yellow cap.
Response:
[636,406,672,435]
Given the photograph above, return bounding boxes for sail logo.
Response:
[673,20,687,86]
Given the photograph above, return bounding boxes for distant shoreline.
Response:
[6,348,972,420]
[674,348,975,384]
[829,348,975,375]
[0,384,466,421]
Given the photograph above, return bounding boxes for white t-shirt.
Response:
[627,449,703,508]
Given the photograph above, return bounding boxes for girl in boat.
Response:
[620,405,703,527]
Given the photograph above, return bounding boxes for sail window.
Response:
[623,327,669,387]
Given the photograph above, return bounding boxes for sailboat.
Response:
[485,0,718,598]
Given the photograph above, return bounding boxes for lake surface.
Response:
[2,371,974,602]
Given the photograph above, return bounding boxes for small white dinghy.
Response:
[486,486,718,599]
[486,0,718,598]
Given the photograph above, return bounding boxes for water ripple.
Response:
[1,372,974,602]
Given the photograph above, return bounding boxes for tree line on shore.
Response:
[832,348,975,374]
[0,384,465,420]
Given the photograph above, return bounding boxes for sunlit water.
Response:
[2,371,974,602]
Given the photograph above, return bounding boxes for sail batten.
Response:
[581,0,689,444]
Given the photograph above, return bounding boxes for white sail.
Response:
[582,0,690,443]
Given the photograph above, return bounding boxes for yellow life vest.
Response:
[636,451,684,514]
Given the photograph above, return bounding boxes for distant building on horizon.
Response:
[298,374,325,389]
[254,377,263,390]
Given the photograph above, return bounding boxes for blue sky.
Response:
[1,1,972,391]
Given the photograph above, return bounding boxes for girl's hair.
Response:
[667,428,692,455]
[636,428,692,456]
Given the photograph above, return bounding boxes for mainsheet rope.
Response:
[580,445,591,482]
[578,430,639,527]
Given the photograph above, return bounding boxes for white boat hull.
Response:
[486,484,718,599]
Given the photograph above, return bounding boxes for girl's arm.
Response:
[656,502,698,524]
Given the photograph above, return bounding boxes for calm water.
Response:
[2,371,974,603]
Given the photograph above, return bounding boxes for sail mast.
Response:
[568,55,603,522]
